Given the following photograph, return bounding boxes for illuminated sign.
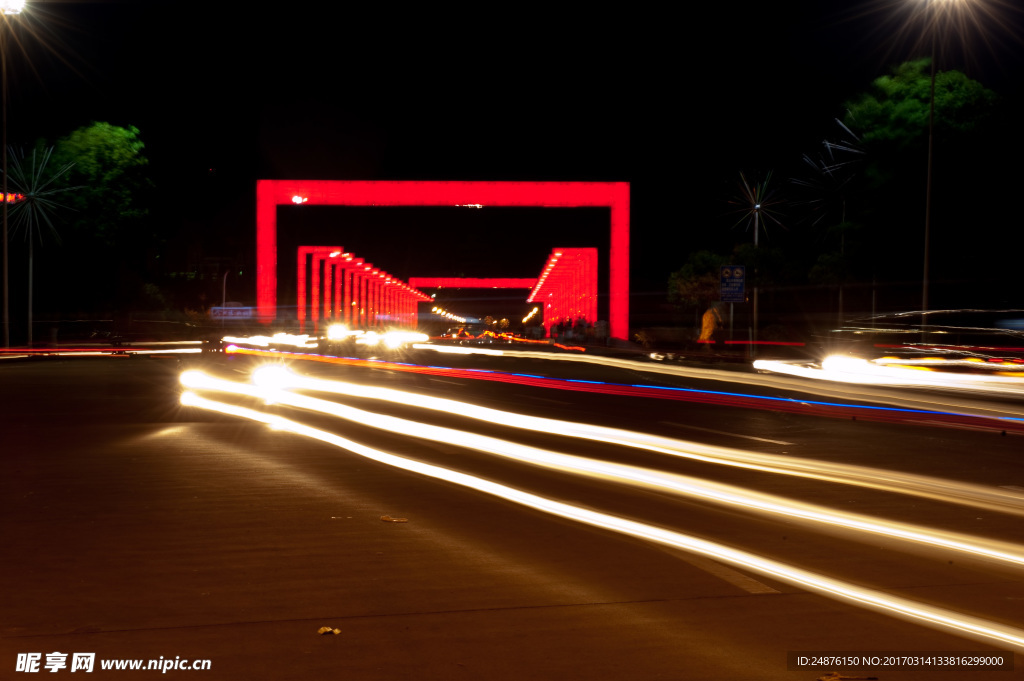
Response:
[210,306,254,319]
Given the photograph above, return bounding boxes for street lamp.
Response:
[732,171,782,353]
[920,0,974,331]
[0,0,23,348]
[921,0,940,331]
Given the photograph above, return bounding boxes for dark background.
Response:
[5,1,1024,329]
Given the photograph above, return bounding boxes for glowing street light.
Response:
[0,0,23,347]
[730,172,783,351]
[921,0,943,328]
[918,0,986,329]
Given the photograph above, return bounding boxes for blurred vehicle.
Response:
[822,309,1024,365]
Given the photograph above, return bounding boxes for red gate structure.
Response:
[257,180,630,339]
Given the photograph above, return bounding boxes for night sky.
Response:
[6,1,1024,315]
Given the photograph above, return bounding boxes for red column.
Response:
[359,264,373,328]
[354,269,364,328]
[384,277,394,326]
[341,257,363,326]
[310,252,321,333]
[373,272,382,328]
[297,248,308,332]
[332,260,342,323]
[589,250,598,324]
[323,255,334,321]
[369,270,381,328]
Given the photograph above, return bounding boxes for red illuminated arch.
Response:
[257,180,630,339]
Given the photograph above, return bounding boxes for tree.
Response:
[44,122,156,315]
[727,171,786,345]
[792,119,867,324]
[846,59,996,152]
[728,171,784,248]
[51,122,152,248]
[668,250,728,313]
[668,250,730,338]
[841,60,998,300]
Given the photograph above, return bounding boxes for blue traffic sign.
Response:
[720,265,745,303]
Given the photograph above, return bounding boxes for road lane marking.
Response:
[179,387,1024,651]
[189,370,1024,571]
[660,421,793,446]
[681,554,781,594]
[239,367,1024,518]
[516,394,571,405]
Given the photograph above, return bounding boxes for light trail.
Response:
[178,388,1024,653]
[422,341,1024,395]
[755,357,1024,397]
[222,336,1024,422]
[239,366,1024,519]
[414,344,506,357]
[0,347,201,356]
[223,333,319,349]
[416,342,1024,419]
[183,368,1024,569]
[222,345,1024,433]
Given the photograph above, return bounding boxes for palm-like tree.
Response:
[728,171,784,349]
[7,145,77,345]
[793,118,865,325]
[793,119,863,228]
[730,170,784,248]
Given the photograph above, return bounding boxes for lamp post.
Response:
[0,0,22,348]
[921,1,938,332]
[920,0,973,332]
[734,171,781,356]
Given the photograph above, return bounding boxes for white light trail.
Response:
[409,341,1024,419]
[178,387,1024,653]
[222,333,318,349]
[755,356,1024,397]
[242,366,1024,519]
[130,348,203,355]
[186,368,1024,569]
[412,343,504,356]
[140,341,204,346]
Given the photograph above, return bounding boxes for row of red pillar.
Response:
[526,248,598,337]
[297,246,431,333]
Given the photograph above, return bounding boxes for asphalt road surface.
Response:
[3,347,1024,680]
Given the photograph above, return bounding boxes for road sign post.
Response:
[721,266,745,345]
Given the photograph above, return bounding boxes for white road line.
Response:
[429,378,466,386]
[682,555,781,594]
[180,386,1024,651]
[660,421,793,446]
[516,394,571,405]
